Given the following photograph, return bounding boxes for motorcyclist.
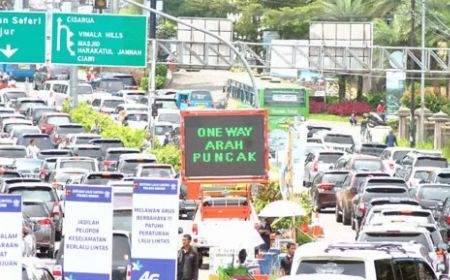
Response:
[360,113,370,140]
[376,100,386,122]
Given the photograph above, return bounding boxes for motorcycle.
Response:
[368,112,386,127]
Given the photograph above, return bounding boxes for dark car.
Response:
[79,172,124,185]
[307,125,331,138]
[33,64,70,90]
[351,185,410,230]
[102,148,140,171]
[90,77,125,95]
[16,133,55,150]
[335,171,390,225]
[410,184,450,211]
[54,231,132,280]
[90,138,124,157]
[50,123,84,145]
[359,143,388,157]
[98,72,138,90]
[308,170,349,212]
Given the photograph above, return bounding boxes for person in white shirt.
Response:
[26,139,40,158]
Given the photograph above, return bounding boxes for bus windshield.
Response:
[264,89,306,107]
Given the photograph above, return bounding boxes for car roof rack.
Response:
[325,243,407,254]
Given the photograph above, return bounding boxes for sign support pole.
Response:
[70,1,79,108]
[122,0,259,107]
[150,39,157,147]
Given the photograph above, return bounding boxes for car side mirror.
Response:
[304,181,311,188]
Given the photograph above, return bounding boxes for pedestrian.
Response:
[258,217,274,252]
[163,132,170,146]
[280,242,297,276]
[349,112,357,126]
[26,139,40,158]
[385,129,398,147]
[91,119,101,134]
[177,234,199,280]
[376,100,386,122]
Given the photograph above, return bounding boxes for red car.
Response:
[38,112,71,134]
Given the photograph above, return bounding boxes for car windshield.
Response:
[10,188,55,202]
[77,85,92,95]
[54,171,85,183]
[324,135,354,145]
[393,151,411,161]
[155,100,178,110]
[437,173,450,184]
[120,159,154,173]
[296,260,365,277]
[14,159,42,171]
[353,160,383,172]
[106,151,139,161]
[359,232,432,252]
[322,173,348,184]
[5,92,26,100]
[100,81,124,92]
[418,186,450,201]
[158,113,180,124]
[113,234,131,262]
[155,125,172,135]
[191,91,212,100]
[47,116,70,126]
[23,204,48,217]
[60,161,95,172]
[126,114,148,121]
[57,126,84,135]
[103,100,123,108]
[318,153,342,163]
[0,148,26,158]
[75,148,102,158]
[140,167,172,178]
[113,210,132,231]
[415,158,448,168]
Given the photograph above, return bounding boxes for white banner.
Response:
[63,185,113,280]
[131,178,179,280]
[0,194,22,280]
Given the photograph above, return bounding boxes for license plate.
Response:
[196,104,206,108]
[19,65,29,70]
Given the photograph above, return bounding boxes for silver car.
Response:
[304,151,344,184]
[22,201,56,257]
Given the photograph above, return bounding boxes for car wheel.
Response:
[335,204,343,223]
[342,207,351,226]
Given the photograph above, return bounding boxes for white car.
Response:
[289,241,442,279]
[122,111,149,130]
[156,108,180,126]
[52,82,94,110]
[380,147,415,176]
[117,89,146,104]
[91,96,124,114]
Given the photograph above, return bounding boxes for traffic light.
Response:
[94,0,107,9]
[151,103,158,118]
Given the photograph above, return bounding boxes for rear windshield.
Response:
[5,92,26,100]
[106,151,139,161]
[191,91,212,100]
[296,260,365,277]
[140,167,173,178]
[322,173,348,184]
[318,153,343,163]
[113,210,132,231]
[23,204,48,217]
[437,173,450,184]
[113,234,131,262]
[85,174,123,185]
[77,85,92,95]
[324,135,354,145]
[75,148,102,158]
[76,137,99,145]
[54,171,86,183]
[126,114,148,122]
[354,174,388,188]
[393,151,410,161]
[60,160,96,172]
[366,188,407,194]
[353,160,383,172]
[158,113,180,124]
[155,100,178,110]
[117,76,136,86]
[22,136,53,150]
[9,188,55,202]
[120,159,155,173]
[415,158,448,168]
[47,116,70,126]
[363,189,407,201]
[57,126,84,135]
[100,81,124,92]
[155,126,172,135]
[0,148,26,158]
[418,186,450,201]
[103,100,123,108]
[359,232,431,252]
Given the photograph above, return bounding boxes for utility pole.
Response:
[410,0,416,147]
[418,0,426,142]
[69,0,79,108]
[148,0,157,146]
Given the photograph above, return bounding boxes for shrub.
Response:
[150,144,181,172]
[366,91,387,109]
[401,88,447,113]
[309,99,327,113]
[327,101,371,116]
[326,96,340,105]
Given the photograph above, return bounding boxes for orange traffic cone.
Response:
[311,212,324,237]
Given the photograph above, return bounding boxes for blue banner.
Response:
[132,179,179,280]
[63,272,110,280]
[65,185,112,203]
[0,195,21,212]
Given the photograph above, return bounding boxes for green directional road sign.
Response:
[51,13,147,67]
[0,12,46,64]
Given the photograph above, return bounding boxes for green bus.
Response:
[225,76,310,130]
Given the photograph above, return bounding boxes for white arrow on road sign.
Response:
[0,45,18,58]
